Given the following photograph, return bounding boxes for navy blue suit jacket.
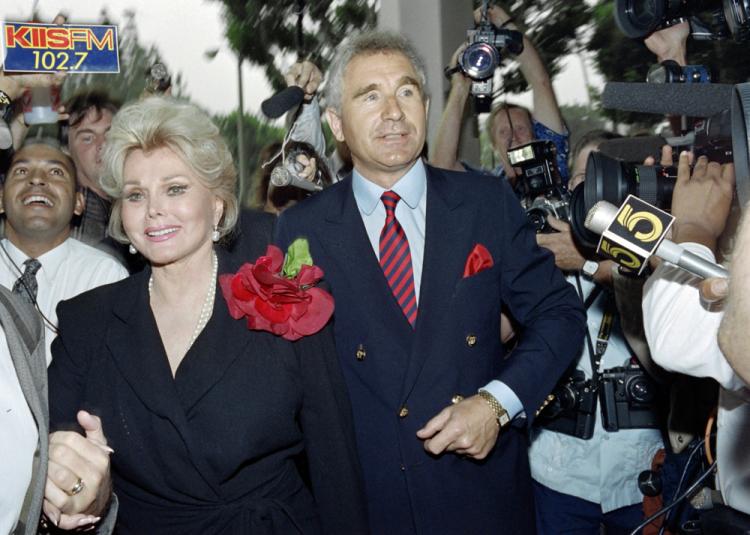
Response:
[277,164,586,534]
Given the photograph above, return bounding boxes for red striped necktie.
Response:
[379,191,417,328]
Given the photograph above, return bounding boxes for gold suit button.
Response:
[355,344,366,361]
[398,407,409,418]
[451,395,464,405]
[465,334,477,347]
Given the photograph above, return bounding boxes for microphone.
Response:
[261,86,305,119]
[602,82,734,117]
[270,165,322,192]
[585,200,729,280]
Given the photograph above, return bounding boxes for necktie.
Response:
[12,258,42,304]
[379,191,417,328]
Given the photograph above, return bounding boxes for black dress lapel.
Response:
[107,270,188,428]
[172,250,257,413]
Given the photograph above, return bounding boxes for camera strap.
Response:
[574,275,616,392]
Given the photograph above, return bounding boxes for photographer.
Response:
[528,133,663,534]
[642,147,750,518]
[431,3,568,187]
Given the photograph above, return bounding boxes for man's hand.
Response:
[671,151,735,252]
[284,61,323,102]
[416,395,500,460]
[536,216,586,272]
[475,4,513,28]
[446,42,471,93]
[43,411,113,528]
[644,21,689,65]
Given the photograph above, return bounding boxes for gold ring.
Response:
[66,477,85,496]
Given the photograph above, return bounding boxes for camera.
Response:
[647,60,712,84]
[614,0,750,42]
[537,370,597,439]
[270,146,324,193]
[509,140,570,233]
[458,0,523,113]
[145,63,171,94]
[601,364,661,431]
[570,107,732,233]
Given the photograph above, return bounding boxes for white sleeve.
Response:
[642,243,745,392]
[289,97,327,158]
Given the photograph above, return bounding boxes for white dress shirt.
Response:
[643,242,750,515]
[0,327,38,534]
[0,238,128,365]
[351,159,523,419]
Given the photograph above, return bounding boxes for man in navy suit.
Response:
[276,30,585,534]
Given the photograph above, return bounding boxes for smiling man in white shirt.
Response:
[0,138,127,364]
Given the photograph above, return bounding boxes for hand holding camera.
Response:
[451,1,523,113]
[671,151,735,251]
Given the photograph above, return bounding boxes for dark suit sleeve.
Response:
[295,324,369,534]
[48,299,92,432]
[495,181,586,427]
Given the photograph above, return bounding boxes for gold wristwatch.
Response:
[478,389,511,427]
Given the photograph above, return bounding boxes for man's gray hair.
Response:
[325,30,429,112]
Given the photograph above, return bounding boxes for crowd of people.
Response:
[0,4,748,535]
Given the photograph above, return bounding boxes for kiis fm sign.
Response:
[2,22,119,73]
[596,195,674,275]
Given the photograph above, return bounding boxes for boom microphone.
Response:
[261,86,305,119]
[602,82,734,117]
[585,200,729,280]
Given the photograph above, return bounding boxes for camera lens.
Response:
[614,0,661,37]
[526,207,549,233]
[583,151,676,214]
[459,42,499,80]
[626,375,655,404]
[557,383,579,410]
[568,183,601,250]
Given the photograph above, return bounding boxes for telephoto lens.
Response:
[584,151,677,212]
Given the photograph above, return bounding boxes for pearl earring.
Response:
[128,244,137,255]
[211,226,220,243]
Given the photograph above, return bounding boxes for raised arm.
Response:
[430,43,471,171]
[486,5,564,133]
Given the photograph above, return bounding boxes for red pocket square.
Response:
[463,244,494,278]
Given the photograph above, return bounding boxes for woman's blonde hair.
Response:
[101,96,238,243]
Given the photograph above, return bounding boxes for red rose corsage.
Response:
[219,239,334,341]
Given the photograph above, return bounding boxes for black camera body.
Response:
[647,60,712,84]
[601,365,661,431]
[145,63,171,94]
[458,2,523,113]
[537,370,597,440]
[509,140,570,233]
[615,0,750,42]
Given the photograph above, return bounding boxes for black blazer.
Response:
[277,166,586,534]
[48,210,368,534]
